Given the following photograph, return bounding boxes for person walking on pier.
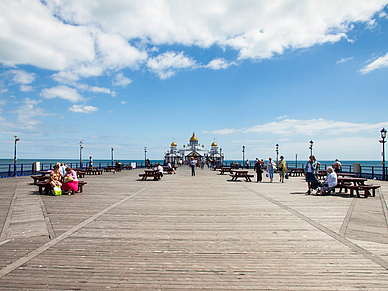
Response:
[190,157,197,176]
[254,157,263,182]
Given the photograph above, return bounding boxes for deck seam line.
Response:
[339,198,357,237]
[0,183,153,279]
[243,184,388,271]
[0,182,19,242]
[378,187,388,229]
[39,195,56,240]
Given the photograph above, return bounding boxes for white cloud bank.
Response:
[1,0,387,81]
[69,105,98,114]
[204,118,387,136]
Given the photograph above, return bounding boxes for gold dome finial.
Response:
[190,132,198,142]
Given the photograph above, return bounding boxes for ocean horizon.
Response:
[0,158,384,168]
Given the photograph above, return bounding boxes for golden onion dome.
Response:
[190,132,198,142]
[211,142,217,147]
[171,142,177,147]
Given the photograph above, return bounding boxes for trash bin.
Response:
[33,162,40,173]
[131,162,136,169]
[353,163,360,174]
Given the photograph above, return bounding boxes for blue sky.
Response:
[1,0,388,161]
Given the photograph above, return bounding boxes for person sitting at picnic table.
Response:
[167,161,176,174]
[278,156,287,183]
[62,167,79,195]
[305,155,318,195]
[50,164,62,190]
[317,166,338,195]
[334,159,342,173]
[254,157,263,182]
[266,157,277,183]
[155,163,164,178]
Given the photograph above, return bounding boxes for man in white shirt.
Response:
[318,167,337,195]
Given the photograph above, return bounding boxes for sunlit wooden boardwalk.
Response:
[1,166,388,290]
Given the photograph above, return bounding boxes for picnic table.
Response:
[139,169,162,181]
[288,168,304,176]
[335,177,379,198]
[163,166,175,174]
[85,167,103,175]
[229,170,254,182]
[30,174,49,184]
[219,167,232,175]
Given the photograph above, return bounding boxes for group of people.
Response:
[50,163,79,195]
[305,155,339,195]
[253,156,288,183]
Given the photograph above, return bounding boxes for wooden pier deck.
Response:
[1,167,388,290]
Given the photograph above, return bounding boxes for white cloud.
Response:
[0,0,387,84]
[15,98,53,129]
[336,57,354,64]
[204,118,387,136]
[147,51,197,79]
[113,73,132,87]
[41,85,84,103]
[359,52,388,73]
[121,101,126,105]
[10,70,35,85]
[205,58,234,70]
[69,105,98,114]
[0,0,95,70]
[88,86,111,94]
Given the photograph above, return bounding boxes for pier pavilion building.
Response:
[164,132,224,165]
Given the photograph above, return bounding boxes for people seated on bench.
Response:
[317,167,337,195]
[50,164,62,191]
[155,163,164,178]
[62,167,79,195]
[167,162,176,174]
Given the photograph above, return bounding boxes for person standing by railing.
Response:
[334,159,341,173]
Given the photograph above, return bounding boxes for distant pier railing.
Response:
[1,161,387,181]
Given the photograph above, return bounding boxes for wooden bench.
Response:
[139,171,161,180]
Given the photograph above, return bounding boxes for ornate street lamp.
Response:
[380,128,387,180]
[111,147,114,166]
[309,140,314,156]
[14,135,20,176]
[242,146,245,168]
[79,140,83,169]
[295,153,298,168]
[275,144,279,166]
[220,148,223,165]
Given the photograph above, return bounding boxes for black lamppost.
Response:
[295,153,298,168]
[309,140,314,156]
[14,135,20,176]
[242,146,245,168]
[79,140,83,169]
[275,144,279,166]
[111,147,114,166]
[144,146,147,166]
[380,128,387,180]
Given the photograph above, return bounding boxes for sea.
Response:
[0,158,384,168]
